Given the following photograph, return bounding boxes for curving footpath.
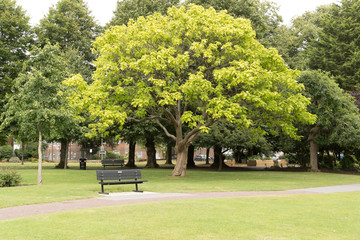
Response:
[1,183,360,221]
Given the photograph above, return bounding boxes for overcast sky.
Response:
[17,0,340,26]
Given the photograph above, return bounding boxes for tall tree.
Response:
[108,0,180,27]
[307,0,360,90]
[65,5,316,176]
[0,0,33,140]
[297,71,360,171]
[1,44,71,184]
[35,0,102,166]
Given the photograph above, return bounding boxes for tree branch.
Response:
[155,119,176,141]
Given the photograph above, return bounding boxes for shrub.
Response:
[0,169,21,187]
[105,151,121,159]
[15,142,39,161]
[0,145,13,160]
[340,155,358,170]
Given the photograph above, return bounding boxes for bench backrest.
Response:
[97,169,142,180]
[101,159,124,165]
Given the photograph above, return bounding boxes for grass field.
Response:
[1,192,360,239]
[1,162,360,239]
[1,162,360,208]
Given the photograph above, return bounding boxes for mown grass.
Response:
[1,192,360,239]
[0,162,360,208]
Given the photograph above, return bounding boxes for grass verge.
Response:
[0,192,359,239]
[0,162,360,208]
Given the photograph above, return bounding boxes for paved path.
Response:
[1,183,360,221]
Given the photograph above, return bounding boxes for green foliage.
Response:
[36,0,102,81]
[298,71,360,150]
[0,145,13,160]
[66,5,315,140]
[0,0,33,103]
[307,0,360,90]
[0,168,21,187]
[109,0,180,27]
[340,155,358,171]
[184,0,283,47]
[14,143,39,160]
[0,0,33,143]
[1,43,72,141]
[105,151,122,160]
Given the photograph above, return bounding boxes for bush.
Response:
[340,155,358,170]
[0,169,21,187]
[0,145,13,160]
[15,142,39,161]
[105,151,122,159]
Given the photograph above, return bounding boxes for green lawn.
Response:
[1,192,360,239]
[1,162,360,209]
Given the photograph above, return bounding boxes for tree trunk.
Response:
[308,126,320,172]
[145,137,158,168]
[187,144,195,168]
[211,146,222,168]
[21,142,25,165]
[165,143,173,165]
[57,139,69,169]
[126,141,136,167]
[37,130,43,185]
[309,141,319,171]
[172,142,188,177]
[205,148,210,165]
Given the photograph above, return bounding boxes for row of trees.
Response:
[1,0,360,181]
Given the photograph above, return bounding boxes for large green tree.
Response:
[0,0,33,137]
[1,44,72,184]
[297,71,360,171]
[65,5,316,176]
[307,0,360,90]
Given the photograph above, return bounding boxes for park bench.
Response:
[96,169,148,194]
[101,159,124,168]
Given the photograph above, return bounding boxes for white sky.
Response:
[17,0,340,26]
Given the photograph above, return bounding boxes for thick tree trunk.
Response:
[145,137,158,168]
[37,130,42,185]
[172,143,188,177]
[308,126,320,171]
[57,139,69,169]
[165,143,173,165]
[187,144,195,168]
[211,146,223,169]
[126,141,136,167]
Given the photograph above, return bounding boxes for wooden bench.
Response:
[96,169,148,194]
[101,159,124,168]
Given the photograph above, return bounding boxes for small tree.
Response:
[65,5,316,176]
[1,44,70,184]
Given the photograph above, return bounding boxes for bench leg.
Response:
[99,182,109,195]
[133,183,143,193]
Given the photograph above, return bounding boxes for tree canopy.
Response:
[65,5,315,176]
[108,0,180,27]
[307,0,360,90]
[0,0,33,140]
[36,0,102,81]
